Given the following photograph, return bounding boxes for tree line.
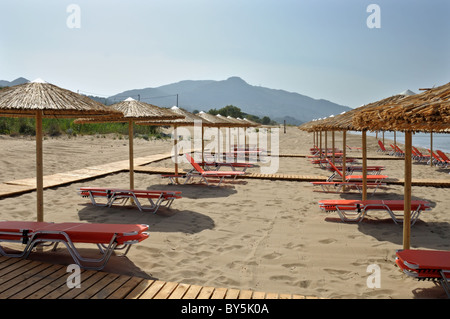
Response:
[194,105,277,125]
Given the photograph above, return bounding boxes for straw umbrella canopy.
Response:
[300,93,413,199]
[352,82,450,132]
[352,82,450,250]
[74,97,183,190]
[0,78,123,222]
[136,106,212,179]
[196,111,244,161]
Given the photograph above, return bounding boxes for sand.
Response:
[0,127,449,299]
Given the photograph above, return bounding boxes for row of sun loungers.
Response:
[310,144,449,297]
[311,158,388,195]
[0,151,260,272]
[378,140,449,169]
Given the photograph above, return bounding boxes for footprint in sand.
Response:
[323,268,354,280]
[318,238,337,244]
[262,252,282,260]
[294,280,311,288]
[281,262,306,270]
[269,275,296,282]
[285,242,305,250]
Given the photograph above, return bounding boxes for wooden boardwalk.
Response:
[0,256,312,299]
[134,166,450,187]
[0,152,174,198]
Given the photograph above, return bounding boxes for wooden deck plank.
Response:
[238,289,254,299]
[196,286,215,299]
[124,279,155,299]
[153,281,179,299]
[90,274,132,299]
[7,264,64,299]
[168,283,191,299]
[181,284,203,299]
[0,262,53,297]
[265,292,279,299]
[138,280,166,299]
[52,271,108,299]
[107,276,145,299]
[251,291,266,299]
[26,267,82,299]
[74,272,120,299]
[211,287,228,299]
[224,288,240,299]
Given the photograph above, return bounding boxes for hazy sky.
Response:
[1,0,449,108]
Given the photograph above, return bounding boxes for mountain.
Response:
[0,77,29,87]
[1,76,351,123]
[109,76,351,124]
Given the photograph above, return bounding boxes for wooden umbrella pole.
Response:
[430,132,433,167]
[202,125,205,163]
[36,110,44,222]
[128,120,134,190]
[174,125,179,184]
[362,130,368,201]
[342,131,347,192]
[332,131,335,164]
[319,131,322,158]
[403,131,412,250]
[217,127,221,162]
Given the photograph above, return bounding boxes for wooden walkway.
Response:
[134,166,450,187]
[1,154,449,200]
[0,256,312,299]
[0,152,174,198]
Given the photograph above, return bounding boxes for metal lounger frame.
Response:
[0,229,144,270]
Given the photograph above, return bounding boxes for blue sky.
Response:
[0,0,449,108]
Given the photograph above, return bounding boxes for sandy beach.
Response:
[0,126,449,299]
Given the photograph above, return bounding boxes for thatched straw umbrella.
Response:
[196,111,243,161]
[352,82,450,250]
[74,97,183,190]
[226,116,260,152]
[0,79,123,222]
[136,106,212,181]
[300,93,412,200]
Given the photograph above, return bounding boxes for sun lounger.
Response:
[391,144,405,157]
[325,159,388,183]
[171,154,246,186]
[0,221,149,270]
[311,158,358,168]
[412,146,431,163]
[318,199,431,224]
[78,187,182,213]
[377,140,389,153]
[327,165,385,175]
[347,145,362,151]
[199,161,255,172]
[310,147,341,155]
[311,159,388,195]
[395,249,450,297]
[310,181,387,195]
[427,149,446,166]
[307,152,344,159]
[436,150,450,168]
